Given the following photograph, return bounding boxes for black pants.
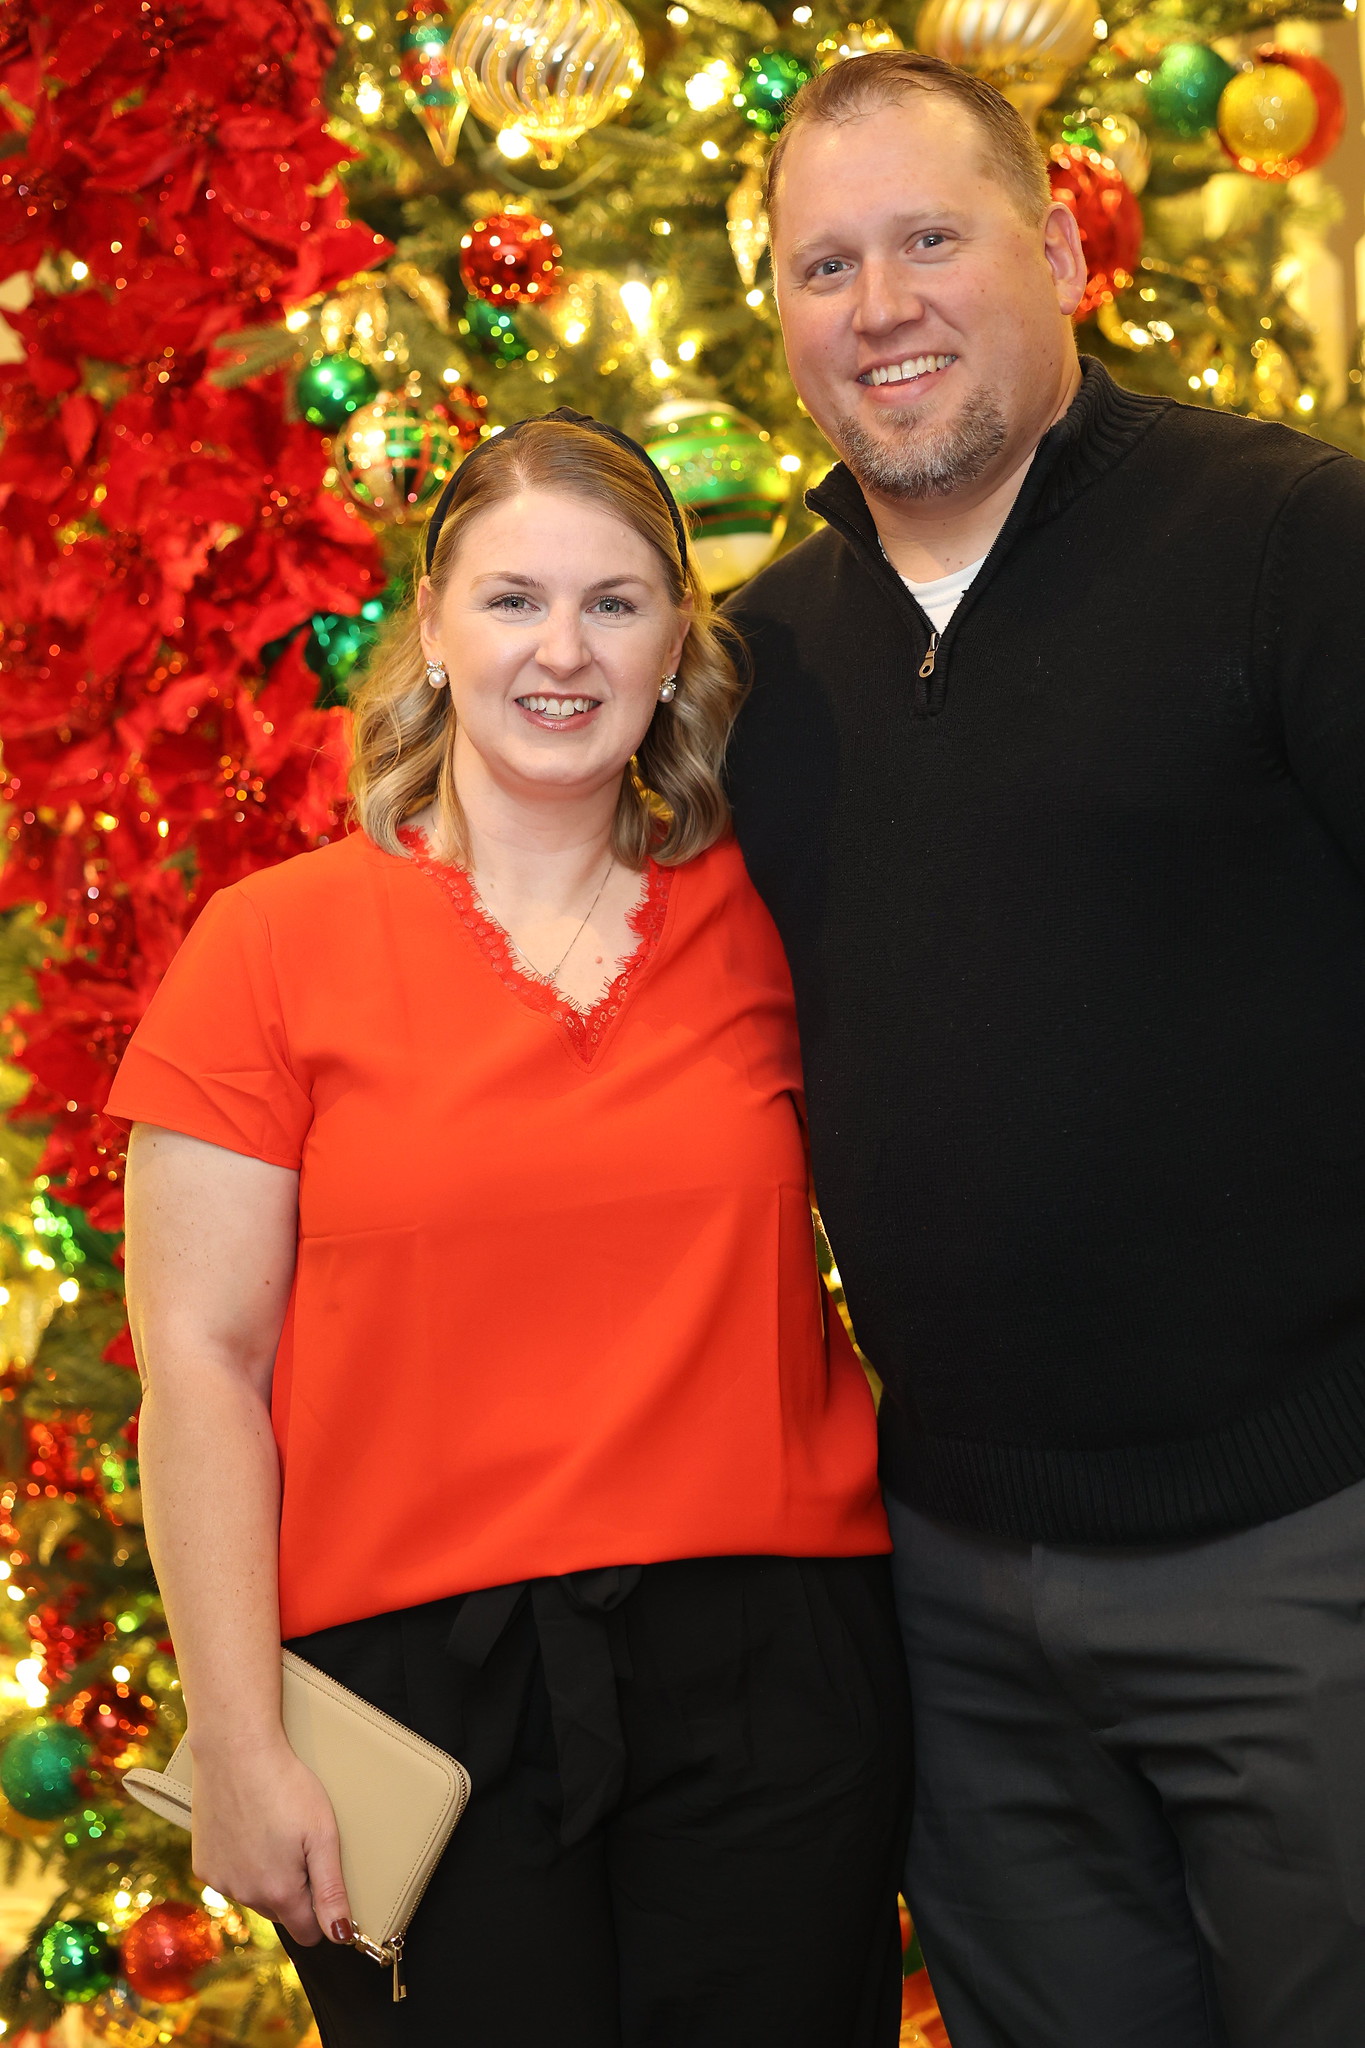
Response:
[888,1476,1365,2048]
[280,1553,913,2046]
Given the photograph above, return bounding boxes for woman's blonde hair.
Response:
[349,417,746,869]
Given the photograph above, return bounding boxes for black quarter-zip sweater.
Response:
[724,357,1365,1546]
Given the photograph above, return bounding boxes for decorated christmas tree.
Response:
[0,0,1357,2036]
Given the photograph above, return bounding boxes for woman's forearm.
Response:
[140,1350,288,1756]
[122,1131,349,1944]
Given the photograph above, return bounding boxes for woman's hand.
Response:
[190,1736,354,1948]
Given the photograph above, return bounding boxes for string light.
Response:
[619,279,654,333]
[686,63,731,111]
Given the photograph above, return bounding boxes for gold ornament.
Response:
[1252,334,1300,415]
[1217,64,1317,172]
[915,0,1100,127]
[84,1984,197,2045]
[318,276,389,366]
[726,165,769,289]
[449,0,645,168]
[1092,111,1149,193]
[389,258,452,330]
[816,17,902,66]
[0,1788,53,1842]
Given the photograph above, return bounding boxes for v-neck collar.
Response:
[402,829,673,1065]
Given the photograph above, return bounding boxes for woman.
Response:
[110,411,912,2046]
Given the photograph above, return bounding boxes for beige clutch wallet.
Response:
[122,1648,472,2002]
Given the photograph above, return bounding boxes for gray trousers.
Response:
[887,1475,1365,2048]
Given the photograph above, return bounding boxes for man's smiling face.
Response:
[771,91,1084,505]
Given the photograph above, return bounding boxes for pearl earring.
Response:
[425,660,449,689]
[658,673,678,703]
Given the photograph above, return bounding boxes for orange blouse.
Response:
[107,829,887,1638]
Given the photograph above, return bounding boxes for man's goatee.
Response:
[833,389,1009,500]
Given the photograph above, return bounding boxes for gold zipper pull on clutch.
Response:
[352,1931,406,1999]
[918,633,939,680]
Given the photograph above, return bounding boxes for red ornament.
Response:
[433,380,488,452]
[1252,46,1344,172]
[459,211,563,307]
[119,1903,222,2005]
[27,1592,110,1692]
[24,1418,104,1505]
[1048,145,1144,322]
[57,1679,155,1763]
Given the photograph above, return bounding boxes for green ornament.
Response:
[643,400,791,593]
[306,584,400,707]
[336,392,458,526]
[463,297,531,364]
[739,48,813,136]
[1060,120,1100,150]
[295,353,381,431]
[1145,43,1236,138]
[37,1920,116,2003]
[1,1722,91,1819]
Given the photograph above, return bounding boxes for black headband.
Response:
[423,406,690,573]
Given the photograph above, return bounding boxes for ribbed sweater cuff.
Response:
[881,1352,1365,1545]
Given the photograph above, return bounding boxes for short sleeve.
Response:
[106,885,312,1169]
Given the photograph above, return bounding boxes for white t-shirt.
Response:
[901,556,987,634]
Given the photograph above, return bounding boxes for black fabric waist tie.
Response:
[444,1566,643,1846]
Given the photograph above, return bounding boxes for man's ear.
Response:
[1042,201,1088,322]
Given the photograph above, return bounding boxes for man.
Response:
[724,49,1365,2048]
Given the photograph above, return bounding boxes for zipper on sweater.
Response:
[871,536,949,712]
[912,627,941,713]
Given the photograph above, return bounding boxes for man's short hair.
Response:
[765,51,1052,227]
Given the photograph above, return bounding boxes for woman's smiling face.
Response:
[418,488,689,807]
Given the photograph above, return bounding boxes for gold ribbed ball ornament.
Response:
[915,0,1100,127]
[449,0,645,168]
[816,17,903,67]
[1093,111,1150,194]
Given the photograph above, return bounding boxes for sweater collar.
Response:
[804,356,1166,561]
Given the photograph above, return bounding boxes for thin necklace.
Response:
[498,856,615,988]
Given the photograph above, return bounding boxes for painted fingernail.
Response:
[331,1919,355,1945]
